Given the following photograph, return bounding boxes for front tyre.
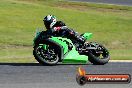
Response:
[87,43,110,65]
[33,45,59,65]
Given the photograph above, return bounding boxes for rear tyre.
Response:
[87,43,110,65]
[33,44,59,65]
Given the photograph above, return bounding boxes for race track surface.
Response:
[68,0,132,6]
[0,62,131,88]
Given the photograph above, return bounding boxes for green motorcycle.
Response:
[33,28,110,65]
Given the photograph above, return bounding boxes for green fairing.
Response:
[82,33,93,40]
[62,49,88,63]
[51,37,70,54]
[50,37,88,63]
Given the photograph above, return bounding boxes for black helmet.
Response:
[43,15,57,29]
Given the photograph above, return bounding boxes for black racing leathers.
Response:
[45,21,86,44]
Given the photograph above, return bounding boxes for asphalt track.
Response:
[0,62,131,88]
[68,0,132,6]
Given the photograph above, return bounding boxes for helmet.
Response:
[43,15,57,29]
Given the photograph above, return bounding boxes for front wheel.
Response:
[87,42,110,65]
[33,44,59,65]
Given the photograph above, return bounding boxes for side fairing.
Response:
[51,37,88,63]
[51,37,72,54]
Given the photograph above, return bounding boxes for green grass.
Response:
[0,0,132,62]
[0,45,36,62]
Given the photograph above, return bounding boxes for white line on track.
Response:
[109,60,132,62]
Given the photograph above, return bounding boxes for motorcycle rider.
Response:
[43,15,86,44]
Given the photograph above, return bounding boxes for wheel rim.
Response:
[89,45,109,59]
[36,46,57,63]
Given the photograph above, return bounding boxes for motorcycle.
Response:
[33,28,110,65]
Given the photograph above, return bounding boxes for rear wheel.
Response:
[87,42,110,65]
[33,44,59,65]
